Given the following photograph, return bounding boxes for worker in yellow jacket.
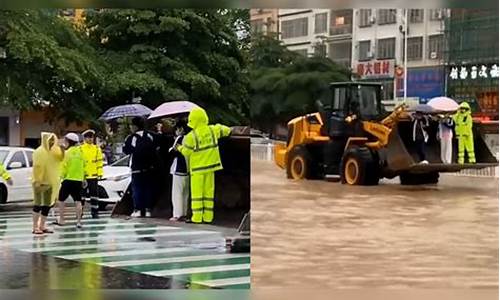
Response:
[0,162,13,186]
[32,132,64,234]
[176,107,231,224]
[454,102,476,164]
[81,129,104,218]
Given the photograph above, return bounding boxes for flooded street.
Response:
[251,160,498,288]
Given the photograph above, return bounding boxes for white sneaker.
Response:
[131,210,142,217]
[419,160,429,164]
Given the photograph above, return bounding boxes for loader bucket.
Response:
[384,121,498,174]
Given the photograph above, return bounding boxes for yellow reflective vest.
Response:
[454,102,474,137]
[178,107,231,174]
[81,143,103,179]
[0,163,10,181]
[61,146,85,182]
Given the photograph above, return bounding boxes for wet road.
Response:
[0,206,250,289]
[251,160,498,288]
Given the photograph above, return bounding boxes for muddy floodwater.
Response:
[251,160,498,288]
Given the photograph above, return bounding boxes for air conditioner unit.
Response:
[366,50,374,59]
[430,51,437,59]
[369,15,376,24]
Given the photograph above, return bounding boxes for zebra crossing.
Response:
[0,209,250,289]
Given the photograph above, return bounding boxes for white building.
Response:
[352,9,447,101]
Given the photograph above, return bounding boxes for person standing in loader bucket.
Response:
[175,107,231,224]
[81,129,104,218]
[454,102,476,164]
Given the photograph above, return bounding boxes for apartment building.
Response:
[250,9,279,35]
[352,9,447,101]
[277,9,331,58]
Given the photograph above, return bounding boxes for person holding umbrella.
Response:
[411,110,430,164]
[169,118,190,222]
[175,107,231,224]
[437,115,455,164]
[454,102,476,164]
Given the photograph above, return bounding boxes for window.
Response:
[281,18,308,39]
[409,9,424,23]
[314,13,327,33]
[293,49,308,56]
[9,151,27,169]
[314,44,327,57]
[429,9,445,21]
[381,81,394,100]
[359,9,372,27]
[377,9,397,25]
[428,34,444,59]
[25,151,33,167]
[251,19,264,34]
[377,38,396,59]
[358,40,372,61]
[329,41,352,68]
[406,36,423,61]
[330,10,353,35]
[333,87,348,113]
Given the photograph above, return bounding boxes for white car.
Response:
[0,146,35,204]
[0,146,131,207]
[97,155,131,209]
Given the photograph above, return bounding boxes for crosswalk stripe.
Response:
[101,253,250,267]
[0,213,112,221]
[191,276,251,287]
[2,229,192,246]
[57,247,195,260]
[144,264,250,277]
[21,231,219,252]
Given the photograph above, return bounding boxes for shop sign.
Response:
[356,59,395,79]
[449,64,499,80]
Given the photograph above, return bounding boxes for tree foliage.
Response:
[249,33,352,135]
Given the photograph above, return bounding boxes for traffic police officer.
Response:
[176,107,231,224]
[454,102,476,164]
[81,129,104,218]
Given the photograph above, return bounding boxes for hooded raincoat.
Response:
[453,102,475,164]
[32,132,64,206]
[177,107,231,223]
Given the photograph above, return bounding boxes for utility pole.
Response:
[403,9,408,102]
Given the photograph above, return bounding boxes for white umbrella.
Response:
[148,101,200,119]
[427,97,459,112]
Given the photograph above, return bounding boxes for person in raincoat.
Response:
[437,115,455,164]
[454,102,476,164]
[54,133,86,228]
[32,132,64,234]
[0,162,13,187]
[175,107,232,224]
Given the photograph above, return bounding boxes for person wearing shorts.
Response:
[54,133,86,228]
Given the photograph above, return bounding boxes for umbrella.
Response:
[99,104,152,121]
[412,104,435,113]
[148,101,200,119]
[427,97,459,112]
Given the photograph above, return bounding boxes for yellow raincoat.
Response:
[32,132,64,206]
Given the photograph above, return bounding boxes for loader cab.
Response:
[321,82,384,137]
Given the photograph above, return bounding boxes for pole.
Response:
[403,9,408,102]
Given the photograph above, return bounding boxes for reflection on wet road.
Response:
[252,160,498,288]
[0,209,249,289]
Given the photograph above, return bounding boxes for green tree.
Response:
[249,34,352,135]
[85,9,250,125]
[0,10,105,123]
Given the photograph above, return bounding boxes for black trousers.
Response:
[85,178,99,215]
[415,139,426,161]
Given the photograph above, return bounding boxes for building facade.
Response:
[250,9,279,35]
[352,9,447,101]
[444,9,499,121]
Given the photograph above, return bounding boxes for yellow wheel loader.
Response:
[274,82,498,185]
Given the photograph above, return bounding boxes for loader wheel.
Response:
[400,172,439,185]
[286,146,312,180]
[340,147,379,185]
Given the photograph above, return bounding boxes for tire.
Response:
[400,172,439,185]
[98,202,108,211]
[0,184,6,204]
[340,147,380,185]
[286,146,313,180]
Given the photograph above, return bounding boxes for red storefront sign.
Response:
[356,59,395,79]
